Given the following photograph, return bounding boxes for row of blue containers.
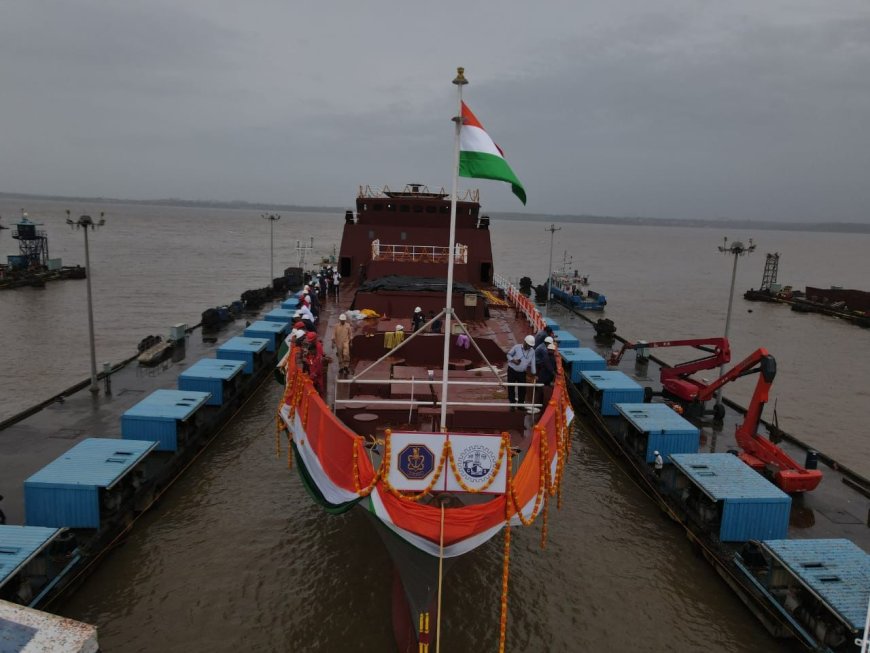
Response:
[2,313,292,606]
[573,356,870,640]
[20,323,288,530]
[576,367,788,541]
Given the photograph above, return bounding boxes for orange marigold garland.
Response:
[352,437,384,497]
[507,426,546,526]
[539,422,551,549]
[275,414,284,460]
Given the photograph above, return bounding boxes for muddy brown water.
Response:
[2,198,867,651]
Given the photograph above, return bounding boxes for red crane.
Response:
[608,337,731,405]
[696,348,823,493]
[610,340,823,492]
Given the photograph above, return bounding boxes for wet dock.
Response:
[0,315,269,526]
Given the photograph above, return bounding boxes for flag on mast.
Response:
[458,102,526,205]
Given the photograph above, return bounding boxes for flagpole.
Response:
[440,67,467,431]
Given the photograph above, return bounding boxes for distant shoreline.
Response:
[2,191,868,235]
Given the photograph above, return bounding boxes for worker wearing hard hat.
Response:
[506,334,537,409]
[653,451,664,477]
[412,306,425,332]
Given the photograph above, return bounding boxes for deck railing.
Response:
[358,184,479,202]
[494,273,546,332]
[371,239,468,264]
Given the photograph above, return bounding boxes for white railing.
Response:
[370,239,468,264]
[493,274,546,331]
[358,185,479,202]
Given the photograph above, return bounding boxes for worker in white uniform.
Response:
[506,334,536,409]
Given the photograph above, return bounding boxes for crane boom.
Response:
[717,349,823,493]
[608,337,731,402]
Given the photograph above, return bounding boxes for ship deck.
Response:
[315,279,551,466]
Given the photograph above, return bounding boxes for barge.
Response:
[0,302,287,611]
[553,306,870,652]
[743,253,870,328]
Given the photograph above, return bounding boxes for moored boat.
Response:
[549,268,606,311]
[275,183,573,650]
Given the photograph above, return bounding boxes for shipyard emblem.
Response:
[456,444,496,485]
[398,444,435,480]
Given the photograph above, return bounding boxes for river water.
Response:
[1,197,867,651]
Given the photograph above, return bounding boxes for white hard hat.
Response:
[547,343,556,350]
[396,324,404,331]
[654,451,660,456]
[415,306,422,313]
[524,335,535,346]
[339,313,347,321]
[544,336,554,344]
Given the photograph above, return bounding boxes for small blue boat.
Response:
[549,271,607,310]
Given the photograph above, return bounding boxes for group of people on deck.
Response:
[506,325,558,410]
[284,268,350,396]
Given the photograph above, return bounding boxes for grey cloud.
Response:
[1,1,869,221]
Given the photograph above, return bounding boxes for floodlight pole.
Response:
[262,213,281,283]
[714,236,756,410]
[67,210,105,395]
[544,224,561,317]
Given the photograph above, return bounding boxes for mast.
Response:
[440,67,467,430]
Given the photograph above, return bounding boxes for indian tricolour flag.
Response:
[459,102,527,205]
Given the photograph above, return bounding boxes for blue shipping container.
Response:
[121,389,211,451]
[0,525,63,588]
[217,336,269,374]
[580,371,645,416]
[178,358,245,406]
[671,453,791,542]
[552,329,580,349]
[615,403,700,463]
[243,320,286,352]
[25,439,157,528]
[761,539,870,631]
[559,347,607,384]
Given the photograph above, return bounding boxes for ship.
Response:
[546,257,606,311]
[274,181,572,651]
[271,69,579,652]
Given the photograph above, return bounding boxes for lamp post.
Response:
[261,213,281,283]
[714,236,756,413]
[544,224,561,317]
[66,210,106,395]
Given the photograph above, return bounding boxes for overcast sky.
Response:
[2,1,869,221]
